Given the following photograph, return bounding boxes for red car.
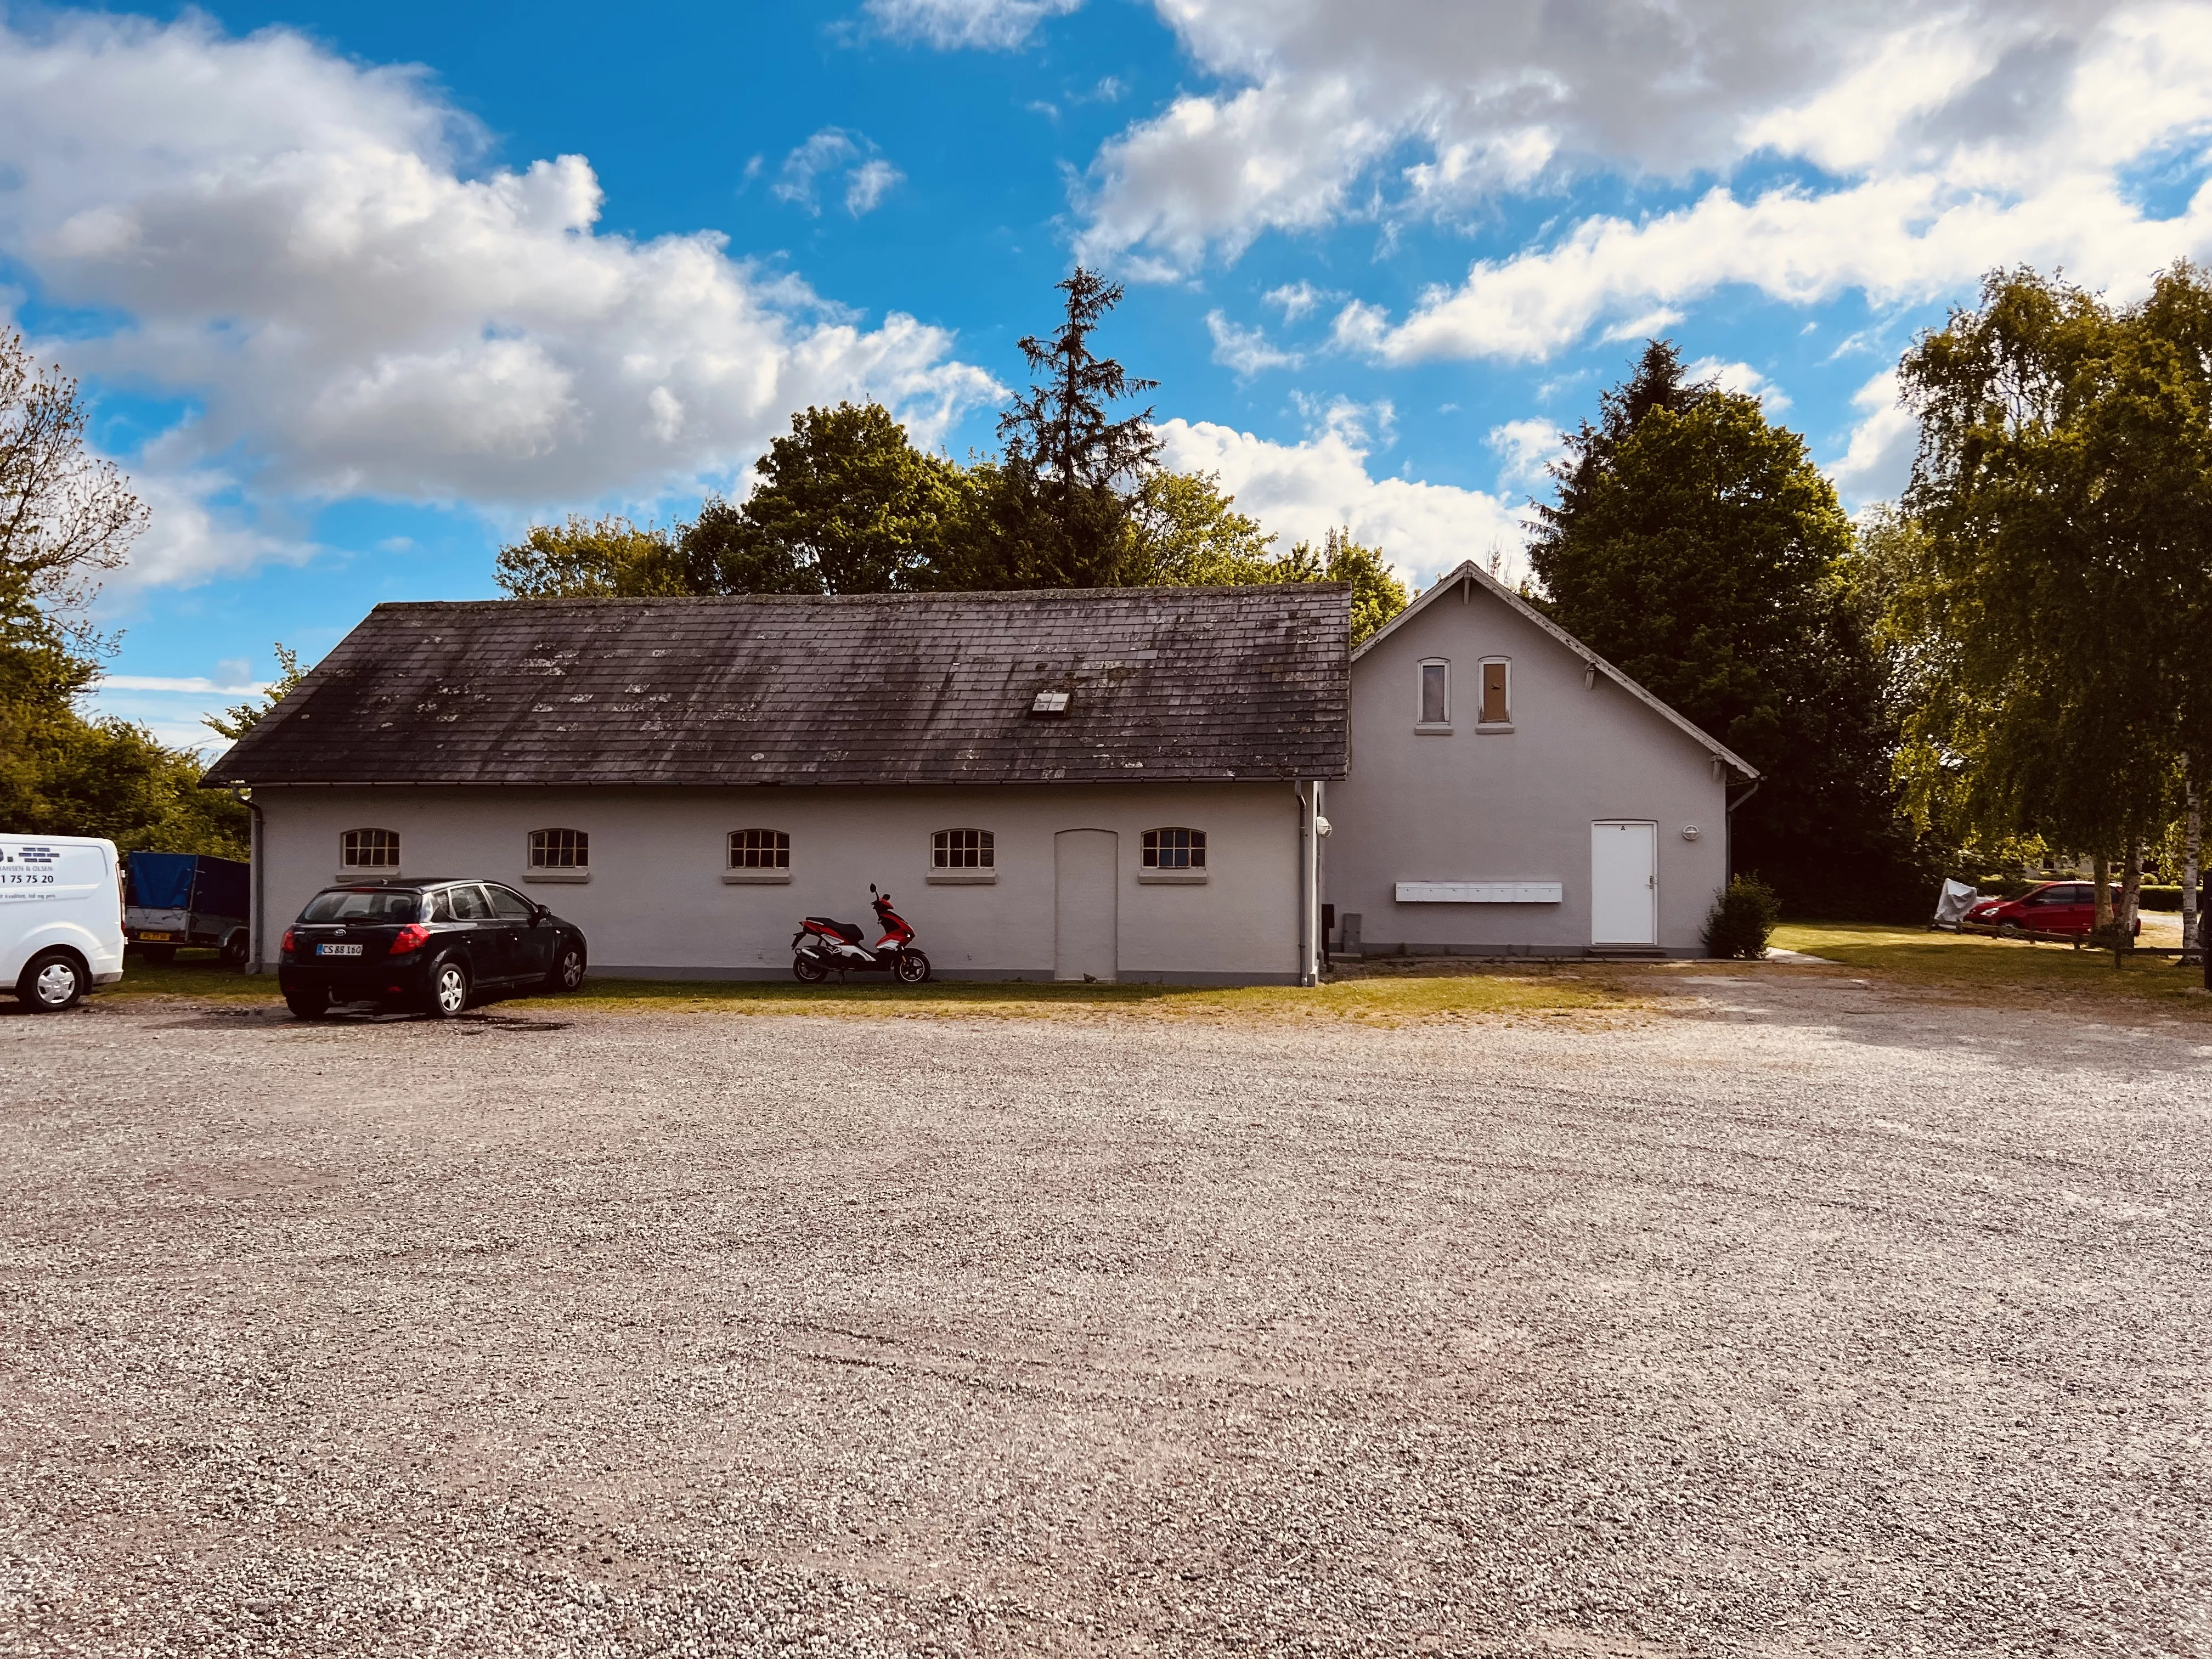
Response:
[1964,881,2138,938]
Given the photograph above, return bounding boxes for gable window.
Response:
[1142,828,1206,870]
[1478,658,1511,726]
[1417,659,1450,730]
[529,828,588,869]
[933,828,994,869]
[728,829,790,870]
[341,827,399,868]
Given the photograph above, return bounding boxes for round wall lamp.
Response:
[1681,825,1702,841]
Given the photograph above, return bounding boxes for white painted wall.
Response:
[1324,583,1735,957]
[252,783,1305,983]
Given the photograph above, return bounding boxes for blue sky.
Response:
[3,0,2209,746]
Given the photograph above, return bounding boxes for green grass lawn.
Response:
[97,949,1641,1025]
[1768,921,2210,1016]
[515,962,1645,1026]
[103,950,282,1002]
[98,929,2208,1024]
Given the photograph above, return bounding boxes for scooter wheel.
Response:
[792,954,830,984]
[894,951,932,986]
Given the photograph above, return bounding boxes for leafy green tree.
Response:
[2134,262,2212,955]
[0,331,244,856]
[204,644,308,742]
[2,330,147,640]
[484,273,1408,651]
[1274,528,1409,648]
[1117,473,1407,644]
[1889,267,2208,928]
[1122,469,1278,585]
[1532,340,1927,917]
[689,402,973,594]
[493,514,706,599]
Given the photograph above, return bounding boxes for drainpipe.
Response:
[234,787,265,973]
[1295,780,1323,988]
[1293,781,1310,987]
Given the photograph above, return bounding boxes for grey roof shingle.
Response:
[206,588,1352,788]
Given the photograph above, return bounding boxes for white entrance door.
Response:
[1054,829,1118,982]
[1590,821,1657,946]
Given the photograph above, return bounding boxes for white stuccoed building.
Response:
[206,587,1348,985]
[1321,561,1759,960]
[206,571,1756,981]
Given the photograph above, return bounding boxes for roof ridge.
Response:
[375,584,1349,613]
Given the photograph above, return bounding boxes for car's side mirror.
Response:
[532,905,550,924]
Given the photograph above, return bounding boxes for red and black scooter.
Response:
[792,885,933,985]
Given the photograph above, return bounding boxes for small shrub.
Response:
[1705,875,1782,960]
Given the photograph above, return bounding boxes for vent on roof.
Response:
[1030,690,1070,716]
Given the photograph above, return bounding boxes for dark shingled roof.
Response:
[206,588,1352,788]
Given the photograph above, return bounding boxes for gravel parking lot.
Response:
[3,976,2209,1657]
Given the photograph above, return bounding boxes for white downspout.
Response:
[235,787,266,974]
[1291,778,1309,986]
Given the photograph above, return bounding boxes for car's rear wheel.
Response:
[544,938,586,993]
[424,956,471,1019]
[18,949,86,1012]
[284,984,329,1020]
[792,953,828,984]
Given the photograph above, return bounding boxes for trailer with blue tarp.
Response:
[123,853,251,966]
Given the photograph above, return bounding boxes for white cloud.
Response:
[1157,408,1528,589]
[99,674,267,694]
[844,158,905,216]
[0,13,996,586]
[1485,417,1562,495]
[1076,1,2212,365]
[117,469,317,590]
[1263,281,1330,322]
[1205,310,1302,375]
[775,129,903,217]
[1831,368,1919,506]
[867,0,1082,49]
[1686,357,1791,412]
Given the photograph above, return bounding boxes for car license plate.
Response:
[138,931,176,942]
[317,943,363,957]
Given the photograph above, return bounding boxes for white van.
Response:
[1,834,126,1012]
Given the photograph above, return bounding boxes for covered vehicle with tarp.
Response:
[123,853,251,965]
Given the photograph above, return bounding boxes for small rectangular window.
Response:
[933,828,994,869]
[1419,661,1448,725]
[1142,828,1206,870]
[529,828,588,869]
[1480,660,1510,724]
[728,828,791,870]
[341,828,399,868]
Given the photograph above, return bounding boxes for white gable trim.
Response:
[1355,561,1759,782]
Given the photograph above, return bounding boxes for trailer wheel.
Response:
[219,932,250,969]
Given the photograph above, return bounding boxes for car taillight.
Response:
[388,924,431,955]
[279,928,295,956]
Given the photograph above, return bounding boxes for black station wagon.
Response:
[278,878,587,1019]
